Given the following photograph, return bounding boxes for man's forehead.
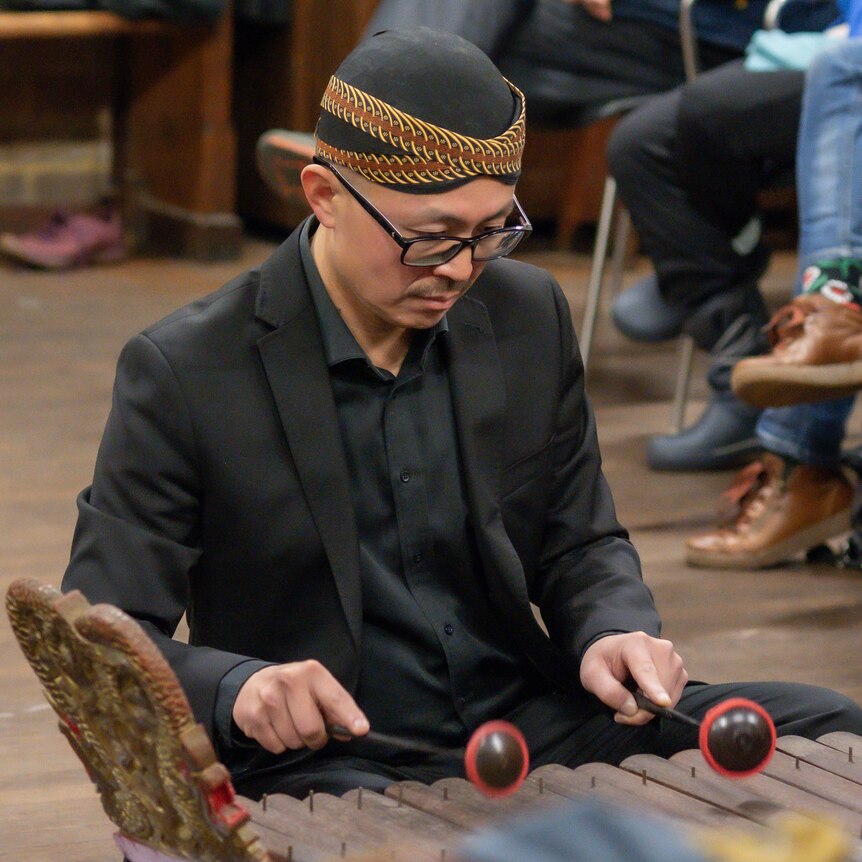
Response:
[364,175,517,223]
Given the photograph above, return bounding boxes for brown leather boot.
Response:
[686,453,853,569]
[732,294,862,407]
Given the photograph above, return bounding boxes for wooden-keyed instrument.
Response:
[7,577,862,862]
[240,731,862,861]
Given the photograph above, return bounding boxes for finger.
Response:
[281,660,369,750]
[254,720,290,755]
[251,675,308,750]
[613,707,656,726]
[624,642,687,722]
[233,701,292,754]
[283,682,330,750]
[307,663,369,737]
[628,656,671,708]
[584,666,640,718]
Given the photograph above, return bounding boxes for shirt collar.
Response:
[300,217,449,369]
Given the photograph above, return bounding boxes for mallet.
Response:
[327,719,529,798]
[633,692,776,778]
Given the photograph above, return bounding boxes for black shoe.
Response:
[647,392,762,471]
[611,274,688,342]
[256,129,316,202]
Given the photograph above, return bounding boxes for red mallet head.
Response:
[699,697,776,778]
[464,720,529,797]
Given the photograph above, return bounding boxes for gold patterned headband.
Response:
[315,75,525,187]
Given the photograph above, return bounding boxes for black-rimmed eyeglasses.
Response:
[314,157,532,267]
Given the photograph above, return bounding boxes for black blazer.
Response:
[63,222,661,760]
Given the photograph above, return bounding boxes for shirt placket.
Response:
[384,371,471,723]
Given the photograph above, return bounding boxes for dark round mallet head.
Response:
[464,720,529,798]
[699,697,776,778]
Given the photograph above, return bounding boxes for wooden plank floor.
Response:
[2,236,861,860]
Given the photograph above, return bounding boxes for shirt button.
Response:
[458,697,466,706]
[444,623,454,636]
[413,552,423,563]
[399,469,411,483]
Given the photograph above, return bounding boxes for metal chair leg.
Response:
[670,334,695,432]
[607,205,631,298]
[580,176,618,369]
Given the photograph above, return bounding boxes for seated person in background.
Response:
[367,0,839,123]
[686,35,862,568]
[607,61,802,472]
[606,3,846,472]
[62,28,862,799]
[259,0,836,217]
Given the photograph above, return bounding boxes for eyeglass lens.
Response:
[402,229,526,266]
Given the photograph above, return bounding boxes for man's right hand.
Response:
[232,660,369,754]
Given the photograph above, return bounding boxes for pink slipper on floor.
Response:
[0,205,126,270]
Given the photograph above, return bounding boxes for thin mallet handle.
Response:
[634,691,700,728]
[326,723,458,757]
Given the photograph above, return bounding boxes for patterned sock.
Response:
[801,257,862,305]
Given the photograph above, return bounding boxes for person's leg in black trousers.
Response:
[495,0,739,120]
[607,61,805,471]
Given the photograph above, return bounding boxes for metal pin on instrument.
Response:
[357,786,363,810]
[309,789,314,813]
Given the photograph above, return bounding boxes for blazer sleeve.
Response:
[530,281,663,659]
[62,333,259,736]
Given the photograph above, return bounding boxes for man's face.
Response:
[319,172,518,334]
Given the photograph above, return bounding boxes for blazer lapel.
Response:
[446,296,506,522]
[447,297,528,610]
[447,296,574,687]
[254,230,362,651]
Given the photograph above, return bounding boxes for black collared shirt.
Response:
[300,220,545,760]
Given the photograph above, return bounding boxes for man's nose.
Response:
[432,245,474,282]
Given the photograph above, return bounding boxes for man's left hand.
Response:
[580,632,688,725]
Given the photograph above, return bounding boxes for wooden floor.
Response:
[2,235,861,861]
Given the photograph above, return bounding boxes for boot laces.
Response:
[718,460,780,529]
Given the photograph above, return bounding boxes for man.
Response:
[261,1,839,475]
[62,28,862,799]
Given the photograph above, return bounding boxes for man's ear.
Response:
[301,164,339,227]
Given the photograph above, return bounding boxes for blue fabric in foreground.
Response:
[458,798,707,862]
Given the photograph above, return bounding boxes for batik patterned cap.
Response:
[315,27,525,192]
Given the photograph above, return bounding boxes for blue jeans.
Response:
[756,39,862,467]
